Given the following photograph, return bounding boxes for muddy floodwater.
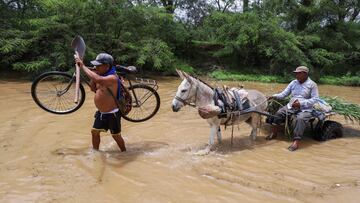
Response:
[0,77,359,203]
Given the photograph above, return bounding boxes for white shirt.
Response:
[273,78,319,111]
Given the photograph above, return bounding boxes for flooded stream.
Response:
[0,77,359,202]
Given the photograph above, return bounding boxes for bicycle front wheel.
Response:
[122,84,160,122]
[31,71,86,114]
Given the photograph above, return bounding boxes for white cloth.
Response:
[100,108,119,114]
[99,108,119,120]
[230,88,249,99]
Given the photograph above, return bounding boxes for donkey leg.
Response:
[209,125,218,145]
[216,126,222,144]
[250,113,260,141]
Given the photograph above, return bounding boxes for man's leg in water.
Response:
[112,134,126,152]
[266,106,288,140]
[91,129,101,150]
[109,111,126,152]
[288,111,313,151]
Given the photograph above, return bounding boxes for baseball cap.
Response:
[90,53,114,66]
[293,66,309,73]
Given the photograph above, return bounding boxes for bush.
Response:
[209,70,289,83]
[136,39,175,71]
[320,75,360,86]
[209,70,360,86]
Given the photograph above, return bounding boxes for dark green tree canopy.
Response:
[0,0,359,78]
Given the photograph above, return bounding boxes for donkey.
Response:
[171,70,267,149]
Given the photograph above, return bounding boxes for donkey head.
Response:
[172,70,198,112]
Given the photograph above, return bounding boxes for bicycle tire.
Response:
[31,71,86,114]
[121,84,160,122]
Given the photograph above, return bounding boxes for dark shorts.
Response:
[92,110,121,135]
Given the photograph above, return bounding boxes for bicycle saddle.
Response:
[115,65,137,74]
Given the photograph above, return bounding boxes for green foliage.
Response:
[0,0,187,73]
[0,0,358,83]
[320,75,360,86]
[209,70,360,86]
[173,60,195,74]
[267,98,289,115]
[322,96,360,123]
[136,39,174,70]
[196,12,310,72]
[13,58,51,72]
[307,48,344,68]
[209,70,291,83]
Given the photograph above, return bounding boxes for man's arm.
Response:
[272,81,294,100]
[75,56,117,87]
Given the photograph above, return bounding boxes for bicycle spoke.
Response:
[121,84,160,122]
[31,72,85,114]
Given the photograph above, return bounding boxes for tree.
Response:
[160,0,175,13]
[0,0,358,76]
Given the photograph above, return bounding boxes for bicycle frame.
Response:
[127,77,159,107]
[55,71,90,98]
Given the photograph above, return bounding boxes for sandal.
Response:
[265,133,277,140]
[287,144,298,151]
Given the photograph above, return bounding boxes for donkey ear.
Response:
[181,71,189,79]
[176,69,185,80]
[182,71,194,84]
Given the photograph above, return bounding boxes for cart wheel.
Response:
[317,121,343,141]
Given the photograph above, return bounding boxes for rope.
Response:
[268,99,292,138]
[231,121,234,146]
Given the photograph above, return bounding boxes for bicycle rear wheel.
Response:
[121,84,160,122]
[31,71,86,114]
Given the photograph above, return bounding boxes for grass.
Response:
[322,96,360,123]
[209,70,360,86]
[209,70,289,83]
[319,75,360,86]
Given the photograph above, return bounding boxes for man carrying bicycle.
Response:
[75,53,126,152]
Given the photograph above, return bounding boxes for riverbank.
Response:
[1,68,360,87]
[208,70,360,86]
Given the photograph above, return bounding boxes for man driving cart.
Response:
[266,66,319,151]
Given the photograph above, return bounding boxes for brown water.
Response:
[0,78,360,203]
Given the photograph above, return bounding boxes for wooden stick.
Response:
[74,52,80,103]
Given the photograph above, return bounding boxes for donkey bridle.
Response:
[174,84,199,108]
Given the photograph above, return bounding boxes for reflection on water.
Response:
[0,78,359,202]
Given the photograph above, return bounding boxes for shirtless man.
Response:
[75,53,126,151]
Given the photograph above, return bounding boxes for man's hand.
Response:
[292,99,300,109]
[74,55,84,68]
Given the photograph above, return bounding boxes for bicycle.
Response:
[31,36,161,122]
